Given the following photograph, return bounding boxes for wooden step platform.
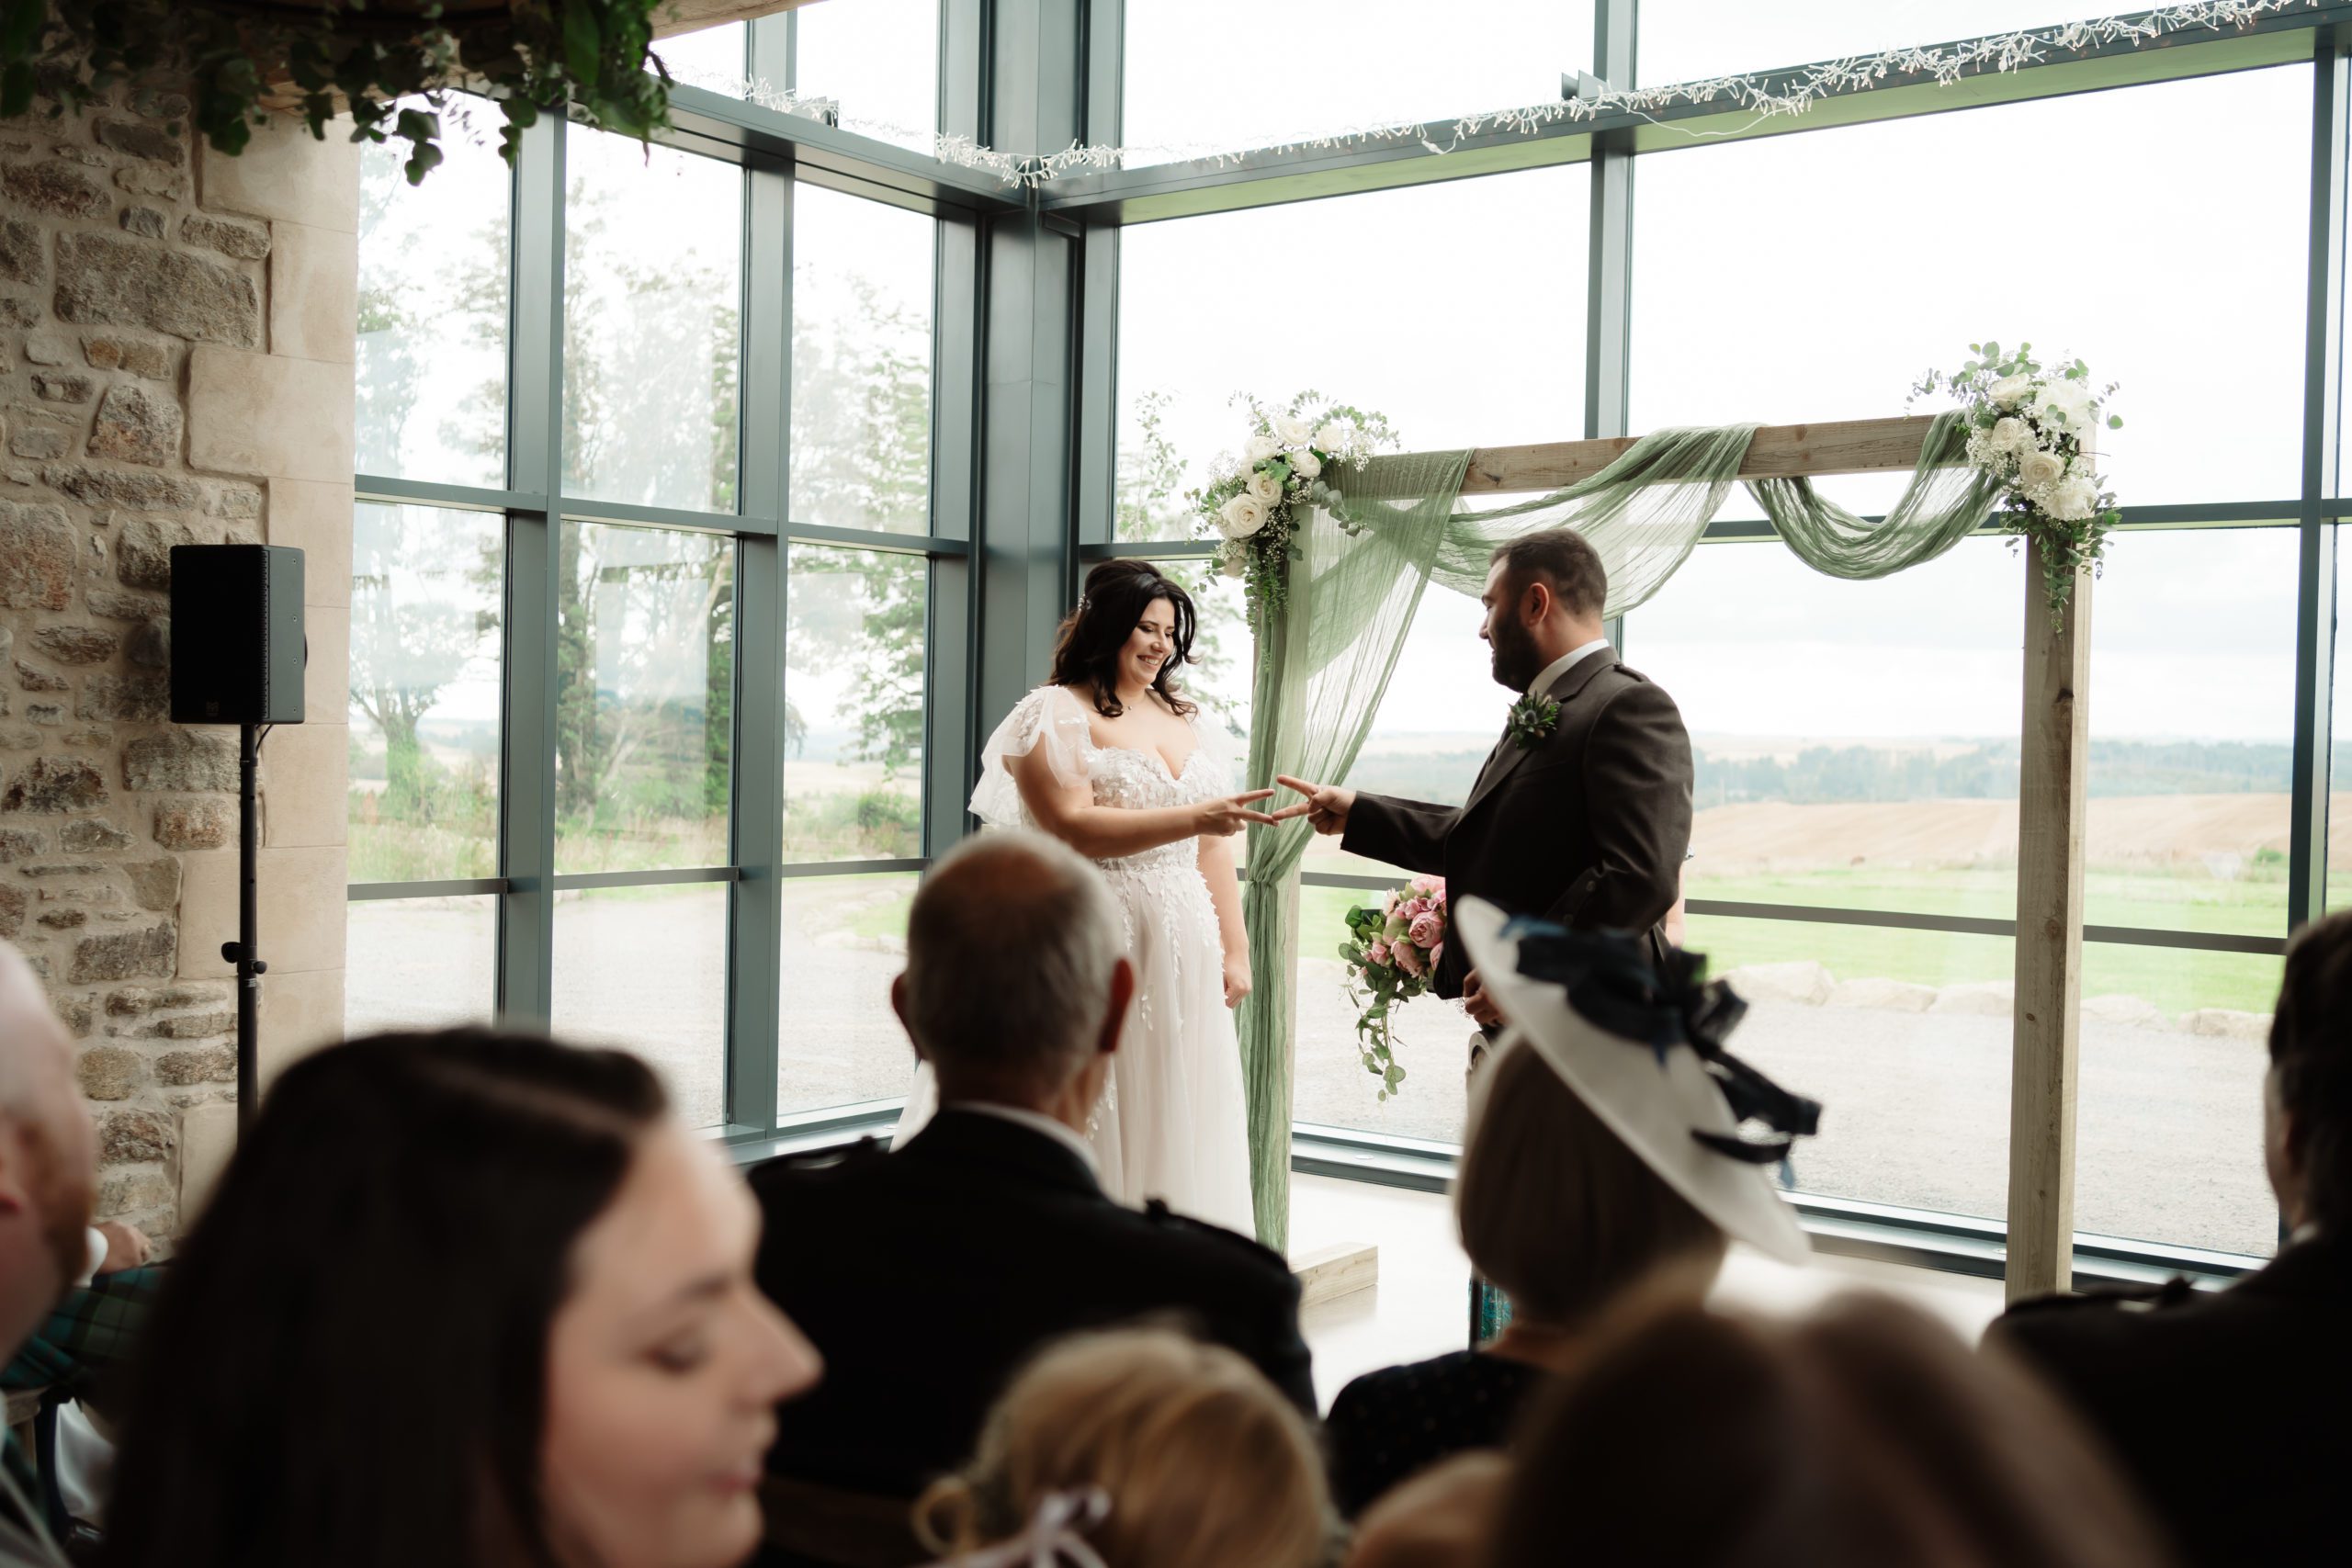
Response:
[1291,1240,1377,1307]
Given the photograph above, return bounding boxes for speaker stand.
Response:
[220,723,268,1128]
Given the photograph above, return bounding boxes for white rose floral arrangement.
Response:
[1913,341,2122,624]
[1192,392,1396,619]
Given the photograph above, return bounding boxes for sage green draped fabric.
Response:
[1751,412,2006,581]
[1237,448,1471,1248]
[1235,410,1996,1248]
[1422,423,1759,612]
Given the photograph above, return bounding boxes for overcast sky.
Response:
[368,5,2329,752]
[1112,10,2315,749]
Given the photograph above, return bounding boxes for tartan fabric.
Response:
[1,1267,164,1400]
[1471,1278,1514,1344]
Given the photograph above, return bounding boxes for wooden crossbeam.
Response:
[1460,413,1942,495]
[651,1,820,37]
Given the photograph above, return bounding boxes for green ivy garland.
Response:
[0,1,674,184]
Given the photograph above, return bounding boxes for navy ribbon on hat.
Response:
[1500,919,1822,1167]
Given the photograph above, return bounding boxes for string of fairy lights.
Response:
[662,0,2326,187]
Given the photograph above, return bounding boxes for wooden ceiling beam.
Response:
[652,0,822,39]
[1457,412,1942,494]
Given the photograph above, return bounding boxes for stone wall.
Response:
[2,93,355,1236]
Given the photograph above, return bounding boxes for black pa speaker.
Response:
[168,545,306,725]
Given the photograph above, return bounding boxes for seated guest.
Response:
[1992,907,2352,1568]
[1487,1294,2173,1568]
[1326,899,1817,1517]
[99,1030,820,1568]
[913,1328,1329,1568]
[752,831,1312,1501]
[1340,1454,1509,1568]
[0,943,99,1568]
[2,1217,155,1411]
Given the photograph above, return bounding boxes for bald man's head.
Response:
[0,941,96,1354]
[898,831,1125,1102]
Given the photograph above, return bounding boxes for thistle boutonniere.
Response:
[1506,691,1560,750]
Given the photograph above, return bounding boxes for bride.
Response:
[893,559,1272,1235]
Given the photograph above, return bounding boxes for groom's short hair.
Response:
[1491,528,1607,620]
[901,831,1124,1094]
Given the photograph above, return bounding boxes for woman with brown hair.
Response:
[1325,899,1821,1517]
[912,1328,1331,1568]
[1484,1292,2177,1568]
[891,558,1275,1234]
[98,1030,820,1568]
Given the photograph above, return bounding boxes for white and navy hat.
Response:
[1455,897,1819,1265]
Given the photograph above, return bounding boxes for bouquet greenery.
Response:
[1339,874,1446,1100]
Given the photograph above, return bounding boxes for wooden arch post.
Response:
[1432,413,2083,1299]
[2008,537,2088,1300]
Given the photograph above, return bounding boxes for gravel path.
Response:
[345,900,2279,1259]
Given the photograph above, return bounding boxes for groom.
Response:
[1274,528,1693,1032]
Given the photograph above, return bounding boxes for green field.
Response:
[779,867,2284,1018]
[1300,866,2285,1018]
[1689,863,2288,938]
[468,859,2286,1020]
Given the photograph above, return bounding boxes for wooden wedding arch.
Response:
[1426,412,2086,1302]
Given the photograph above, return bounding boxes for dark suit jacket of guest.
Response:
[749,1108,1316,1499]
[1342,653,1694,998]
[1991,1235,2352,1568]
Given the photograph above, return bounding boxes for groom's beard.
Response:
[1488,617,1543,693]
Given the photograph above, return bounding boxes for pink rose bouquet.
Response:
[1339,875,1447,1100]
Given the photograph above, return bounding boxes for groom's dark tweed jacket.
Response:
[1344,651,1693,998]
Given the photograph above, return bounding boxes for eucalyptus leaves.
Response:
[1339,876,1448,1100]
[1913,342,2122,624]
[3,1,675,185]
[1193,392,1396,622]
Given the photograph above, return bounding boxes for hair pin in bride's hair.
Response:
[926,1488,1112,1568]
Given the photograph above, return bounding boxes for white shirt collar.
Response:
[949,1100,1101,1176]
[1530,637,1614,697]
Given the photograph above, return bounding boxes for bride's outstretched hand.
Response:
[1195,789,1280,838]
[1271,775,1355,835]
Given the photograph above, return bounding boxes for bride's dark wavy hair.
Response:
[1050,559,1198,719]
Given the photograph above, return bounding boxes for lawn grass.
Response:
[1690,864,2288,938]
[603,864,2284,1020]
[1299,870,2284,1017]
[835,875,919,942]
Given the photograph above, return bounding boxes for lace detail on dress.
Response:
[967,687,1241,880]
[911,687,1254,1232]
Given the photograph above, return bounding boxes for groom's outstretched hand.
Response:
[1272,776,1356,836]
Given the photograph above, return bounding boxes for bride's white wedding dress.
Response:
[892,683,1258,1236]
